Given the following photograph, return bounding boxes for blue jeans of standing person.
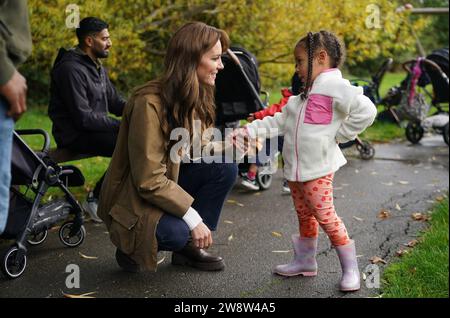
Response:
[0,98,14,235]
[156,158,238,251]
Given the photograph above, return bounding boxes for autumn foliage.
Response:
[23,0,428,101]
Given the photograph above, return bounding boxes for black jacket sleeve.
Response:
[105,74,126,117]
[57,64,121,132]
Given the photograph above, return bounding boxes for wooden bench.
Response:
[48,148,93,163]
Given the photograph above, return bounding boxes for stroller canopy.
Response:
[420,48,449,103]
[215,46,263,125]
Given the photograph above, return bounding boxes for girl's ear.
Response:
[317,49,327,65]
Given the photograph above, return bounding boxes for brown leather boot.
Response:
[115,248,141,273]
[171,241,225,271]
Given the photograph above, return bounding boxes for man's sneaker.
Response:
[241,175,260,191]
[82,192,103,223]
[281,179,291,194]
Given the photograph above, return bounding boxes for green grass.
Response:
[382,196,449,298]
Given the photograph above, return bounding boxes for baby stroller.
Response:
[0,129,86,279]
[215,47,277,190]
[347,58,397,159]
[391,49,449,145]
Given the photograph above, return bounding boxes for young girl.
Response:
[233,31,377,291]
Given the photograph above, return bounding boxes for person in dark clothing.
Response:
[0,0,32,235]
[48,17,126,223]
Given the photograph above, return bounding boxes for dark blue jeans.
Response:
[156,159,238,251]
[0,97,14,235]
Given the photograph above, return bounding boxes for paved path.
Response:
[0,135,448,298]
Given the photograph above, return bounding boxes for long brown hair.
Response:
[160,22,230,141]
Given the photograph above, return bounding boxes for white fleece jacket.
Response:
[245,69,377,182]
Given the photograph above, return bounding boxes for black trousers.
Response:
[66,131,118,199]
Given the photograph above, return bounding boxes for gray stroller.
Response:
[0,129,86,279]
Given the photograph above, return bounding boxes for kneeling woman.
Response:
[97,22,237,272]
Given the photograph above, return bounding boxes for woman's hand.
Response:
[191,222,213,249]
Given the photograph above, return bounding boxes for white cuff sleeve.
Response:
[182,207,203,230]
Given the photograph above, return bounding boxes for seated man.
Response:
[48,17,126,222]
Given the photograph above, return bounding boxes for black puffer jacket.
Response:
[48,47,126,147]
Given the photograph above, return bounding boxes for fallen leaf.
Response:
[396,250,409,257]
[362,272,367,280]
[63,291,97,298]
[411,213,430,221]
[410,267,417,274]
[227,199,244,207]
[157,256,166,265]
[353,216,364,222]
[436,196,444,202]
[370,256,387,265]
[356,255,364,258]
[228,235,233,242]
[378,209,391,219]
[381,182,394,186]
[49,226,61,232]
[271,250,291,253]
[395,204,402,211]
[79,252,98,260]
[398,181,409,185]
[271,231,282,238]
[405,239,419,247]
[253,192,261,196]
[224,220,234,224]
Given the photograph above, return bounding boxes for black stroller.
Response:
[375,49,449,145]
[0,129,86,279]
[391,48,449,145]
[215,46,277,190]
[347,58,397,159]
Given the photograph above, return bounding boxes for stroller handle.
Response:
[15,129,51,154]
[226,49,266,110]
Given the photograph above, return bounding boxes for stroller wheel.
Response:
[406,122,424,144]
[59,221,86,248]
[257,173,273,190]
[27,230,48,246]
[1,246,27,279]
[356,141,375,160]
[443,123,449,146]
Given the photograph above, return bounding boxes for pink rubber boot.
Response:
[273,235,318,277]
[335,240,361,292]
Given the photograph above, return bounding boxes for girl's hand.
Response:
[229,127,251,153]
[247,113,255,123]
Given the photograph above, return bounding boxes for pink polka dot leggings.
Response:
[288,173,350,247]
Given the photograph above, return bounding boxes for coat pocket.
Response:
[304,94,333,125]
[108,204,139,255]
